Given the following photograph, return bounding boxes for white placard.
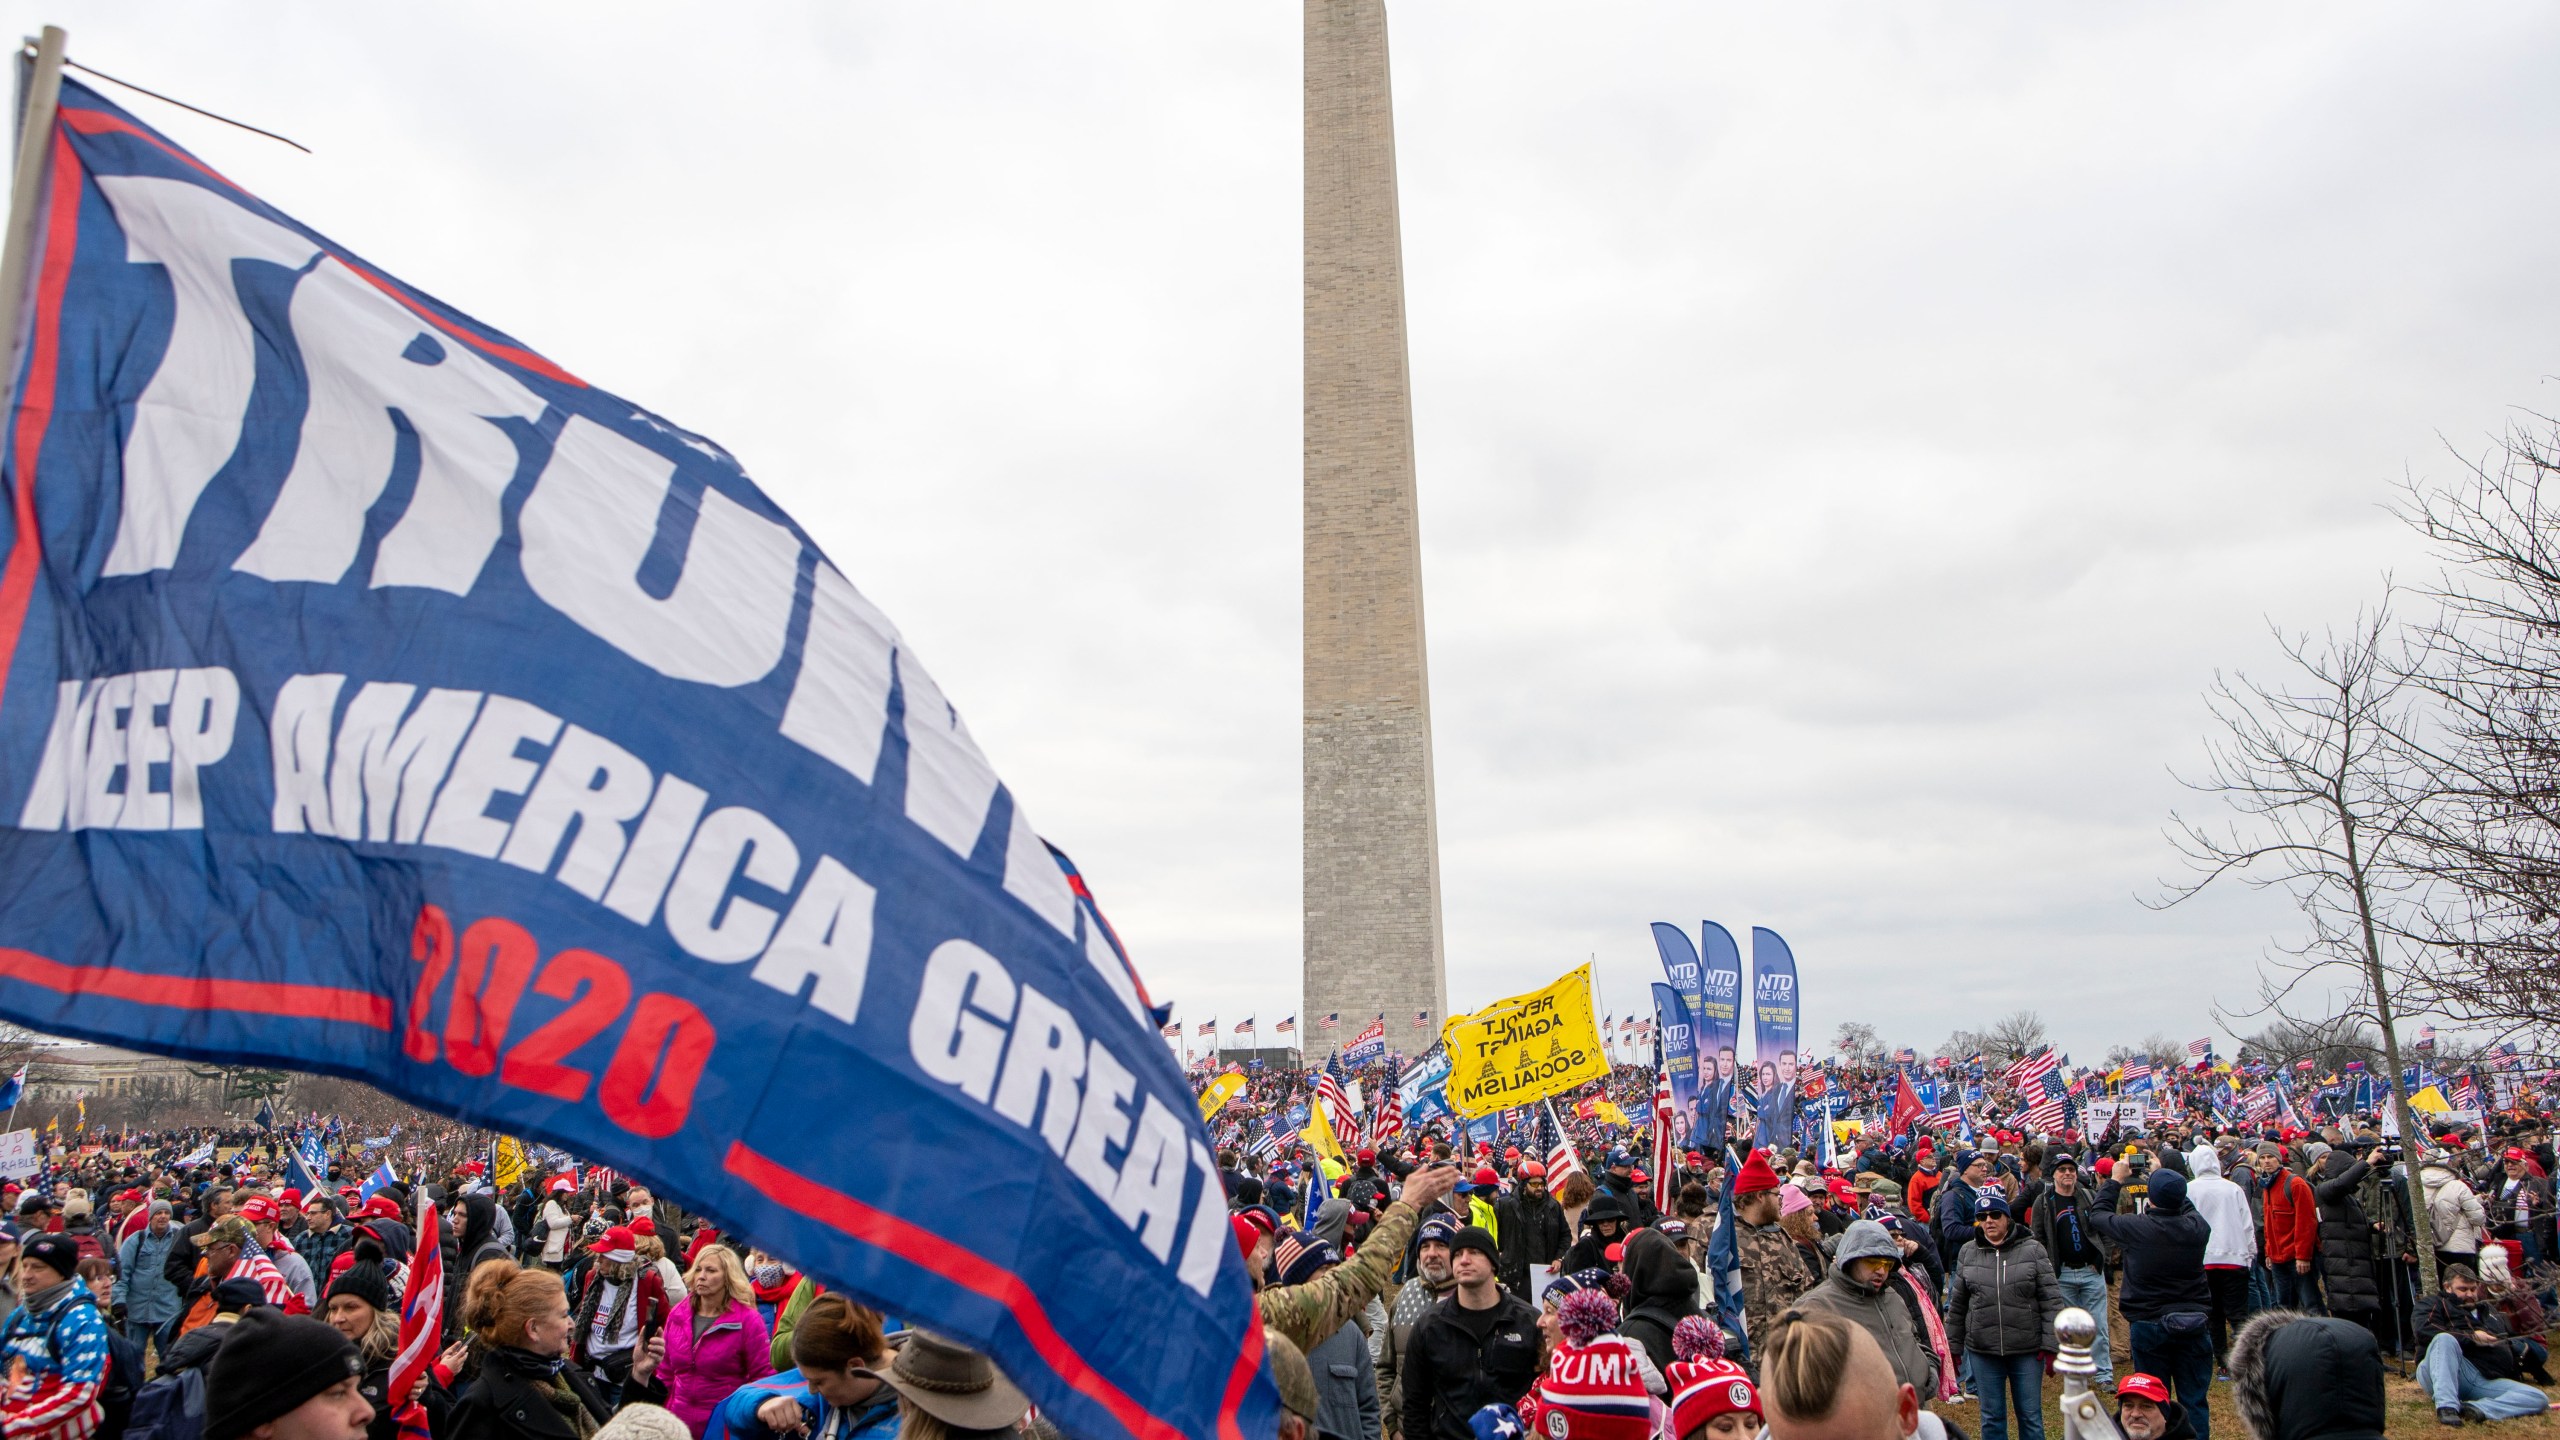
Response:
[0,1129,40,1181]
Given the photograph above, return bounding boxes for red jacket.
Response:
[2262,1168,2319,1264]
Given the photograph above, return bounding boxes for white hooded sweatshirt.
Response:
[2186,1144,2260,1269]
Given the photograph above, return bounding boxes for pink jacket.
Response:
[661,1297,774,1436]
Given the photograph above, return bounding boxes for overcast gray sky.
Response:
[45,2,2560,1061]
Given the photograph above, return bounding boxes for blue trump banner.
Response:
[1749,927,1800,1149]
[0,83,1271,1440]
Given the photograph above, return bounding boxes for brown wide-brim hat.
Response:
[856,1330,1029,1431]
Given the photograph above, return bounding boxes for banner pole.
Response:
[0,26,66,385]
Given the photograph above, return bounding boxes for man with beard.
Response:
[1377,1216,1460,1440]
[1497,1162,1567,1298]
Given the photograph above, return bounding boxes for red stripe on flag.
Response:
[725,1141,1257,1440]
[58,106,587,390]
[0,949,394,1029]
[0,127,82,715]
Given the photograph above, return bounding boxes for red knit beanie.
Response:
[1670,1358,1761,1438]
[1732,1150,1782,1196]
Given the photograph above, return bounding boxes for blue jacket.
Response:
[702,1369,901,1440]
[116,1227,183,1327]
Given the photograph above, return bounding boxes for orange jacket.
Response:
[2262,1168,2319,1264]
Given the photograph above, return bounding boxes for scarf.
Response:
[497,1344,568,1379]
[1894,1270,1961,1401]
[19,1279,73,1316]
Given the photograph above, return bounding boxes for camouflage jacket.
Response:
[1739,1220,1816,1347]
[1260,1199,1422,1355]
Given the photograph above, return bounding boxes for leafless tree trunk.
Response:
[2154,605,2443,1291]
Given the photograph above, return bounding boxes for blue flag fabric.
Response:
[360,1161,399,1201]
[0,82,1268,1440]
[287,1131,327,1198]
[254,1099,275,1132]
[0,1066,24,1111]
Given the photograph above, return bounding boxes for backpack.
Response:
[96,1323,144,1440]
[120,1367,205,1440]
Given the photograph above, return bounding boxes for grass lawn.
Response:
[1929,1361,2560,1438]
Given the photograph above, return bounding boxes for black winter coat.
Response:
[2311,1155,2379,1314]
[1616,1230,1700,1371]
[1498,1191,1569,1297]
[1399,1292,1543,1440]
[443,1346,614,1440]
[2086,1181,2210,1322]
[1945,1233,2061,1358]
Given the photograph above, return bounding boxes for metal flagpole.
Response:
[0,26,67,379]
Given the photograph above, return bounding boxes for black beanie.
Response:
[325,1258,392,1315]
[206,1309,362,1440]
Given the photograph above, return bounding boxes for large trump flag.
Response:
[0,80,1271,1440]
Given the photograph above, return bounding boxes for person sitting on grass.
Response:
[2412,1264,2549,1427]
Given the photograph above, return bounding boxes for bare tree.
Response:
[2396,427,2560,1043]
[2154,603,2445,1290]
[1982,1011,2050,1064]
[1832,1021,1882,1063]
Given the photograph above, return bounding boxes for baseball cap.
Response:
[588,1225,637,1262]
[2117,1374,2170,1404]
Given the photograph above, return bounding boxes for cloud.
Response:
[63,0,2560,1058]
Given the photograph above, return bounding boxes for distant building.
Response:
[1216,1046,1303,1069]
[27,1044,210,1105]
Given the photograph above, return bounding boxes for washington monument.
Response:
[1303,0,1450,1045]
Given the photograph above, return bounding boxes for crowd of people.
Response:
[1211,1059,2560,1440]
[0,1043,2551,1440]
[0,1132,1035,1440]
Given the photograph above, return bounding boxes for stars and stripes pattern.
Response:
[1319,1014,1340,1032]
[1196,1019,1217,1036]
[1651,1069,1676,1215]
[229,1246,296,1308]
[1413,1010,1430,1030]
[0,1284,109,1440]
[1275,1017,1296,1035]
[2005,1045,2059,1092]
[1316,1054,1360,1146]
[387,1196,444,1440]
[1370,1076,1404,1144]
[2121,1058,2151,1091]
[1234,1017,1256,1037]
[2188,1037,2212,1060]
[1540,1098,1585,1183]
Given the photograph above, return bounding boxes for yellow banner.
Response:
[1198,1072,1247,1121]
[493,1136,526,1190]
[2408,1084,2451,1115]
[1302,1098,1349,1172]
[1442,963,1609,1118]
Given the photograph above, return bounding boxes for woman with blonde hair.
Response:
[635,1243,772,1435]
[446,1258,614,1440]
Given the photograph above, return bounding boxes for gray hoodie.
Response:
[1791,1219,1940,1397]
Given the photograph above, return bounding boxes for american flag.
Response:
[1371,1074,1405,1144]
[1248,1114,1282,1160]
[1320,1014,1340,1032]
[1539,1099,1585,1182]
[1197,1018,1217,1036]
[2188,1037,2212,1061]
[2416,1025,2437,1050]
[2026,1070,2069,1132]
[387,1195,445,1439]
[1929,1105,1965,1130]
[1159,1019,1180,1038]
[1413,1009,1430,1030]
[1275,1017,1296,1035]
[2007,1046,2059,1091]
[2243,1086,2278,1122]
[1234,1017,1255,1036]
[2455,1075,2481,1112]
[1315,1053,1360,1145]
[2122,1058,2151,1090]
[1650,1069,1675,1214]
[2496,1041,2522,1069]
